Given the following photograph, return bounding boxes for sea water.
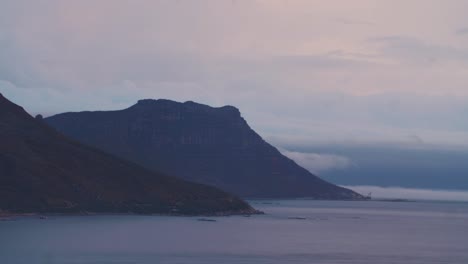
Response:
[1,200,467,264]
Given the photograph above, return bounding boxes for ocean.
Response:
[1,200,467,264]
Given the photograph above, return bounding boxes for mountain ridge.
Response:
[46,98,364,200]
[0,94,257,215]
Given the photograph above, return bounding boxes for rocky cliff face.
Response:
[46,99,364,199]
[0,94,256,215]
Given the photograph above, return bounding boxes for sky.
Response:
[1,1,468,195]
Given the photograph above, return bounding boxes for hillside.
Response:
[0,94,256,215]
[46,99,363,199]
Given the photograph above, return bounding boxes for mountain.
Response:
[0,94,256,215]
[46,99,363,199]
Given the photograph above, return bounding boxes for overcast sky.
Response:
[2,0,468,152]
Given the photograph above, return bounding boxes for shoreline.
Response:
[0,209,264,219]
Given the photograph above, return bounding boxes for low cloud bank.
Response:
[344,185,468,202]
[280,149,352,174]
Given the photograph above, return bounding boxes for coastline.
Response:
[0,208,264,220]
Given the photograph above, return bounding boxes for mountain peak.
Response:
[1,95,256,215]
[46,99,363,199]
[136,98,176,105]
[132,99,241,117]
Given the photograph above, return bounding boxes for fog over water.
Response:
[280,145,468,191]
[1,200,467,264]
[344,185,468,202]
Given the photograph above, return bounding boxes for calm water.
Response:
[1,200,467,264]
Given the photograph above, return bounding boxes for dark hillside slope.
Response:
[0,94,255,215]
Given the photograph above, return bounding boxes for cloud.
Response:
[2,0,468,151]
[369,35,468,65]
[456,27,468,35]
[279,149,352,174]
[335,18,374,26]
[343,185,468,202]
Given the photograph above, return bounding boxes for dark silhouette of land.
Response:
[0,94,256,215]
[47,99,363,199]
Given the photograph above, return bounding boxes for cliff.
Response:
[0,94,256,215]
[46,99,363,199]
